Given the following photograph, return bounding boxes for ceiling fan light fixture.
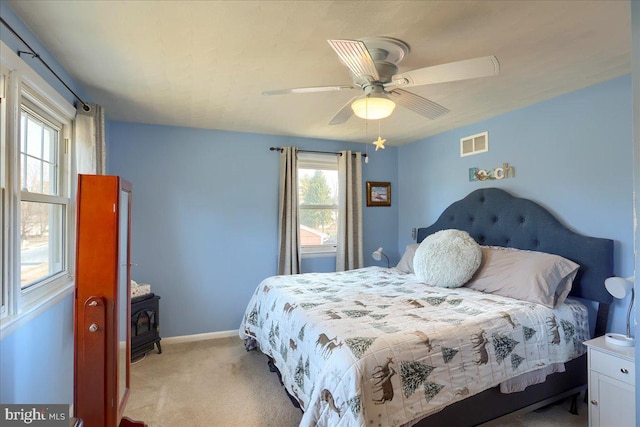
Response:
[351,95,396,120]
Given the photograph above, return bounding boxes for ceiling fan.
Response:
[262,37,500,125]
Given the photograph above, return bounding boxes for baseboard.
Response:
[161,329,239,344]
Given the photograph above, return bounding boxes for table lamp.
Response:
[372,247,390,268]
[604,276,635,347]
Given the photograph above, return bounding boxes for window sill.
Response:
[0,279,74,340]
[301,250,337,259]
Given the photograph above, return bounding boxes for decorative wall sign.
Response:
[469,162,515,181]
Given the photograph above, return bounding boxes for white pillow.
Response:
[395,243,419,273]
[413,229,482,288]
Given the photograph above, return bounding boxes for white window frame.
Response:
[20,99,68,290]
[298,153,339,257]
[0,41,76,338]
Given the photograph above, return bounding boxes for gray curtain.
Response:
[336,150,363,271]
[278,147,301,275]
[75,103,106,175]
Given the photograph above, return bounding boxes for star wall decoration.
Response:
[373,136,386,151]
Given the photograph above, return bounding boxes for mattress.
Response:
[239,267,589,427]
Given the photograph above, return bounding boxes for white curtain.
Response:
[336,150,363,271]
[75,103,106,175]
[278,147,301,275]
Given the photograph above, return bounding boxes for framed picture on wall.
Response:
[366,181,391,207]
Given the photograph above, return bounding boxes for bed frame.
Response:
[412,187,613,426]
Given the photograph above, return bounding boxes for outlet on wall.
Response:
[411,228,417,240]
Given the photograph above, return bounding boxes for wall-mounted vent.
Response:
[460,131,488,157]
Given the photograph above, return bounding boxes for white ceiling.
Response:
[7,0,631,146]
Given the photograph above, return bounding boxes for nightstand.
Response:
[584,336,635,427]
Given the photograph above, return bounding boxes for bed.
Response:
[239,187,613,427]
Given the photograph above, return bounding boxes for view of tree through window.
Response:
[298,166,338,248]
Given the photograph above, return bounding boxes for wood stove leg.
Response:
[156,340,162,354]
[120,416,147,427]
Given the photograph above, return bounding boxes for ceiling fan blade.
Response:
[389,89,450,119]
[390,56,500,88]
[328,96,359,125]
[327,39,380,82]
[262,85,356,96]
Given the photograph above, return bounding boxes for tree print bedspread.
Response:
[239,267,589,427]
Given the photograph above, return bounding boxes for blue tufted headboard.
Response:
[416,188,613,306]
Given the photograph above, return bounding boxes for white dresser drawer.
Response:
[590,348,635,385]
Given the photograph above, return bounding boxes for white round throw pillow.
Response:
[413,229,482,288]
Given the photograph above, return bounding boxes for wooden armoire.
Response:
[74,174,146,427]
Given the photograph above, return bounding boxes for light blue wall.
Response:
[107,124,399,337]
[0,1,88,406]
[0,295,74,403]
[398,76,633,337]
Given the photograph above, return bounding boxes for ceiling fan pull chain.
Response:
[365,113,368,140]
[365,119,369,163]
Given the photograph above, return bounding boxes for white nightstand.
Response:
[584,336,635,427]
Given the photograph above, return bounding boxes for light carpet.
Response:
[124,337,588,427]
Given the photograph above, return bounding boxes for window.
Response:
[20,103,67,289]
[0,41,76,333]
[298,153,338,255]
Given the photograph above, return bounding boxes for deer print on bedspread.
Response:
[238,266,590,427]
[320,389,342,417]
[471,330,489,365]
[372,357,396,404]
[316,333,337,349]
[546,315,561,345]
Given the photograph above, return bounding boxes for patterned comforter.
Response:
[239,267,589,427]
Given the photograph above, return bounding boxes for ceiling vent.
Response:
[460,132,488,157]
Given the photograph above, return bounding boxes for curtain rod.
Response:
[0,17,91,112]
[269,146,368,159]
